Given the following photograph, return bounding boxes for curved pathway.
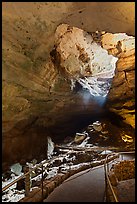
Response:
[44,164,106,202]
[44,153,134,202]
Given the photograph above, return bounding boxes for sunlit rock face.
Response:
[53,24,118,98]
[2,2,135,167]
[101,33,135,128]
[51,24,135,129]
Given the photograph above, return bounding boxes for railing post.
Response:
[24,165,31,196]
[104,163,107,202]
[41,164,44,202]
[104,155,109,202]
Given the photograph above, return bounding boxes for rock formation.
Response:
[50,23,135,128]
[2,2,135,167]
[102,33,135,128]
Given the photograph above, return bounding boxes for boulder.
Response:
[10,163,22,176]
[74,133,87,144]
[93,121,102,132]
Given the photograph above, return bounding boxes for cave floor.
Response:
[2,118,135,202]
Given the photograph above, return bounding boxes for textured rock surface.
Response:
[2,2,135,166]
[108,160,135,202]
[54,24,117,80]
[52,24,118,97]
[51,24,135,128]
[110,160,135,181]
[101,33,135,128]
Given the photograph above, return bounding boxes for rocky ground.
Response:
[2,118,135,202]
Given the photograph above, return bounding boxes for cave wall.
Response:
[2,2,135,166]
[101,33,135,128]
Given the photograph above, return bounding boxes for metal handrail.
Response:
[104,151,135,202]
[104,153,119,202]
[2,146,118,192]
[2,149,135,199]
[2,173,27,192]
[2,153,67,192]
[2,163,42,192]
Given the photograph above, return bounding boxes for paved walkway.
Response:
[44,165,106,202]
[44,153,135,202]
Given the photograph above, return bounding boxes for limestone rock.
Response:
[54,24,118,79]
[110,160,135,181]
[2,2,135,166]
[102,33,135,128]
[101,33,134,58]
[74,133,87,144]
[53,24,118,97]
[47,137,54,159]
[10,163,22,176]
[121,134,133,143]
[93,121,102,132]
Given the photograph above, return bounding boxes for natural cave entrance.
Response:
[2,2,135,172]
[48,24,135,151]
[48,64,134,150]
[2,3,135,202]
